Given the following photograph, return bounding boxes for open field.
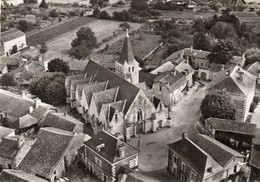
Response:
[158,10,217,20]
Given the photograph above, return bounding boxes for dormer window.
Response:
[96,143,105,152]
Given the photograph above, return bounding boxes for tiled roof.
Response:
[150,61,175,75]
[229,56,244,65]
[18,127,85,179]
[83,61,140,114]
[206,117,257,136]
[100,100,126,121]
[245,62,260,76]
[0,136,20,159]
[70,77,91,92]
[83,81,108,106]
[0,126,15,139]
[30,104,56,121]
[85,130,138,163]
[65,74,85,88]
[5,57,23,66]
[41,112,83,132]
[28,61,45,73]
[166,48,210,62]
[135,82,149,92]
[90,53,119,64]
[0,169,48,182]
[168,137,208,177]
[1,28,25,42]
[68,59,89,71]
[250,145,260,170]
[209,66,256,96]
[14,114,37,129]
[0,89,34,118]
[92,88,118,114]
[193,134,244,166]
[117,32,135,65]
[175,60,194,73]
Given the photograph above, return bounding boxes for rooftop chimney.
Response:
[118,143,125,158]
[225,70,230,76]
[221,64,225,71]
[22,91,26,99]
[182,132,187,139]
[29,106,33,114]
[96,143,105,153]
[238,71,244,81]
[190,46,193,52]
[17,135,25,148]
[34,98,41,108]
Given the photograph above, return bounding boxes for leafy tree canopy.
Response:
[245,47,260,64]
[200,91,236,120]
[29,73,66,104]
[48,58,69,74]
[131,0,148,11]
[0,73,16,88]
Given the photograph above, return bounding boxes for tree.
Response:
[39,42,47,57]
[0,73,16,88]
[69,27,97,59]
[48,58,69,74]
[29,73,66,104]
[210,21,237,40]
[208,40,237,64]
[100,11,110,19]
[49,9,58,18]
[131,0,148,11]
[245,47,260,64]
[194,33,213,51]
[200,92,236,120]
[39,0,48,9]
[119,22,130,30]
[17,20,29,32]
[93,8,101,18]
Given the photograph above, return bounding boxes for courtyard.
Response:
[128,82,206,181]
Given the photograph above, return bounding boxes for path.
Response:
[128,83,206,181]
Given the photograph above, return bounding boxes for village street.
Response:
[128,82,206,181]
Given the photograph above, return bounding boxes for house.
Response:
[198,117,257,152]
[244,61,260,77]
[206,66,256,122]
[90,53,120,72]
[249,129,260,181]
[40,112,84,133]
[66,33,170,140]
[152,60,194,108]
[0,169,48,182]
[168,132,247,182]
[1,28,27,56]
[150,61,175,75]
[78,130,138,182]
[18,127,90,182]
[229,55,246,68]
[0,134,34,169]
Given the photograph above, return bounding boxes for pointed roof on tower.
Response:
[118,29,135,65]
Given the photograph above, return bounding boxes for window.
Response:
[132,67,134,72]
[159,85,162,91]
[172,154,178,164]
[234,165,237,173]
[213,74,217,78]
[129,67,131,72]
[182,162,186,172]
[129,158,137,168]
[200,63,204,66]
[115,113,118,120]
[95,157,102,167]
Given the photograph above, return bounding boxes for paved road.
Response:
[128,83,206,181]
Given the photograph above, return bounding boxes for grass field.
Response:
[41,20,142,62]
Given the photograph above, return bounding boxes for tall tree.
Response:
[69,27,97,59]
[208,40,237,64]
[210,21,237,40]
[245,47,260,64]
[131,0,148,11]
[39,42,47,58]
[0,73,16,88]
[200,92,236,120]
[48,58,69,74]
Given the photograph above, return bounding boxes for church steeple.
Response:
[118,29,135,65]
[115,29,139,85]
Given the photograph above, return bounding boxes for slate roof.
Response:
[30,104,56,121]
[175,60,194,73]
[150,61,175,75]
[0,126,15,139]
[41,112,83,132]
[245,62,260,76]
[229,56,244,65]
[168,137,208,177]
[70,77,91,92]
[250,145,260,170]
[1,28,25,42]
[85,130,138,163]
[100,100,126,121]
[209,66,256,97]
[18,127,85,180]
[193,134,244,167]
[135,82,149,92]
[206,117,257,136]
[117,31,135,65]
[0,136,21,159]
[0,169,48,182]
[154,70,187,90]
[92,88,118,114]
[68,59,89,71]
[65,74,85,88]
[83,81,108,106]
[0,89,34,118]
[14,114,37,129]
[83,61,140,115]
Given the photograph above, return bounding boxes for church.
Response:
[65,31,170,140]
